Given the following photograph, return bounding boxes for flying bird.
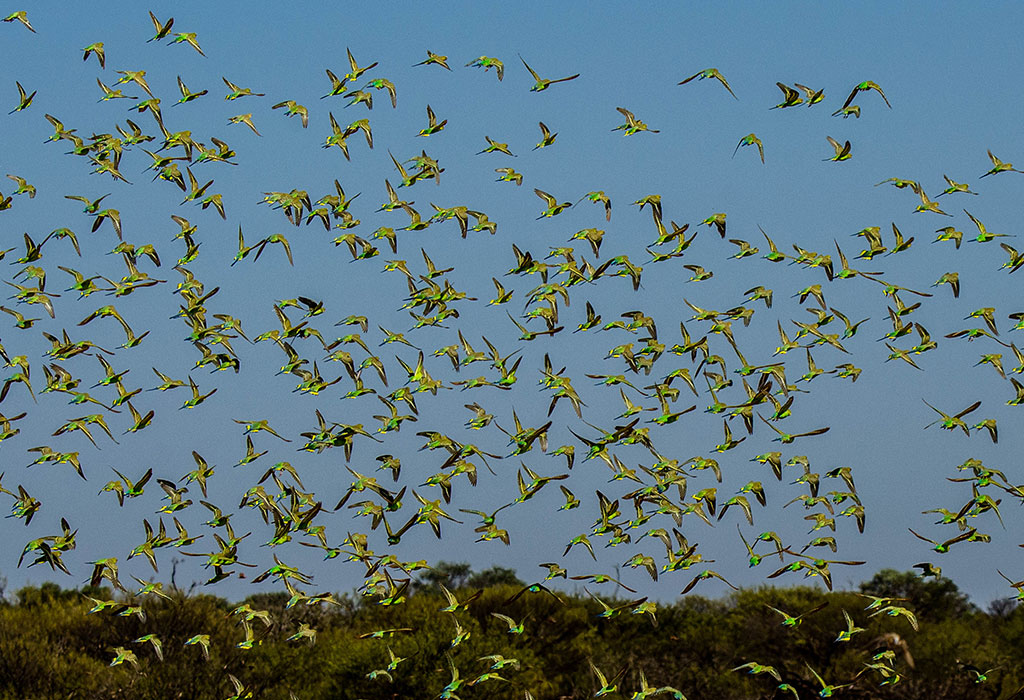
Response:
[612,107,658,135]
[534,121,557,150]
[9,81,36,114]
[3,11,35,32]
[734,133,764,163]
[981,149,1022,177]
[466,56,504,80]
[824,136,852,161]
[519,55,579,92]
[413,50,450,70]
[677,68,737,99]
[82,42,105,69]
[841,80,891,110]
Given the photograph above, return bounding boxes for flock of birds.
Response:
[2,8,1023,698]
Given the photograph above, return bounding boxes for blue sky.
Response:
[1,3,1023,608]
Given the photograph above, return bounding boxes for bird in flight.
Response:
[3,11,35,32]
[771,82,804,109]
[466,56,504,80]
[82,42,105,69]
[840,80,891,110]
[519,55,579,92]
[413,50,450,70]
[734,133,764,164]
[534,121,558,150]
[9,81,36,114]
[612,107,659,135]
[677,67,737,99]
[416,104,447,137]
[981,149,1022,177]
[824,136,852,162]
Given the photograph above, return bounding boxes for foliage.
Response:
[860,568,977,619]
[0,566,1021,699]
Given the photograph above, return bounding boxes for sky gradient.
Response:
[1,3,1023,609]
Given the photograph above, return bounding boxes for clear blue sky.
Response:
[1,2,1022,608]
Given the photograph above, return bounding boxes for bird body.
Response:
[734,133,764,163]
[467,56,504,80]
[678,68,737,98]
[520,55,579,92]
